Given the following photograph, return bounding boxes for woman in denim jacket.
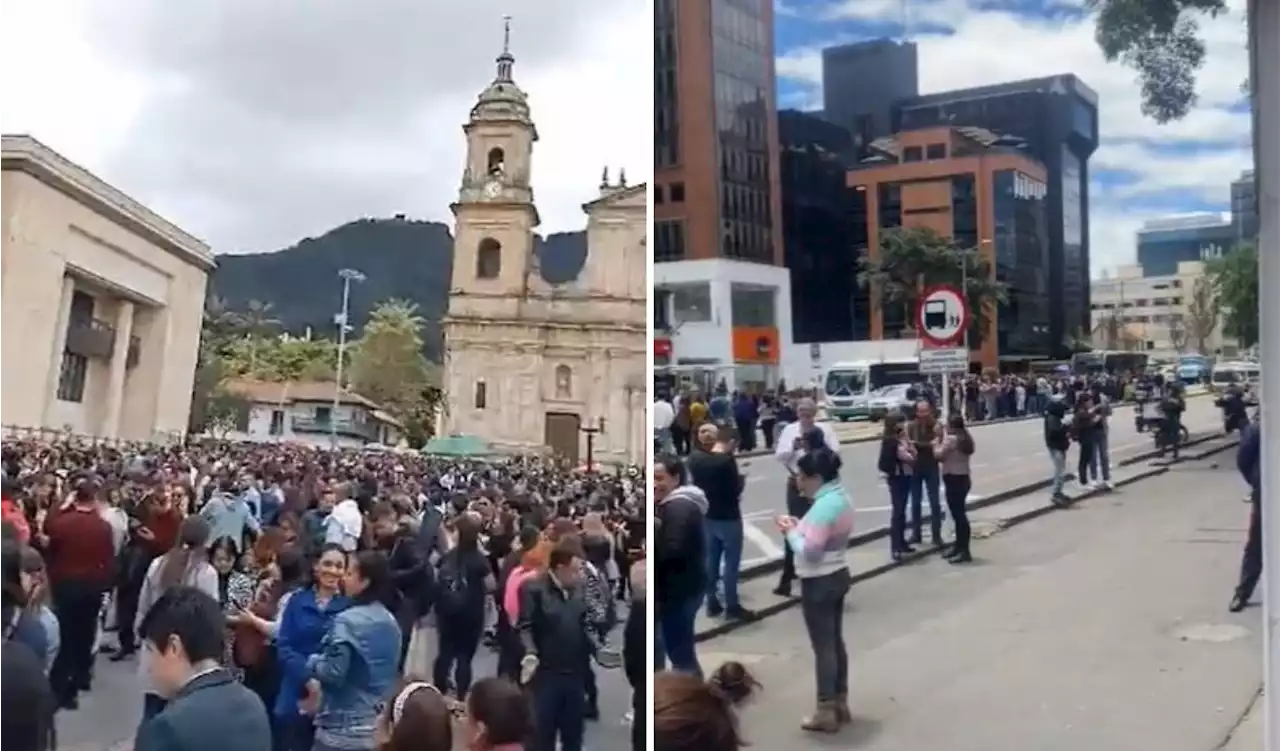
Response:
[306,549,402,751]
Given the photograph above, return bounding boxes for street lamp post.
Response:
[580,417,606,472]
[332,268,366,449]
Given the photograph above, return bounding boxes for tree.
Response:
[1087,0,1228,122]
[1206,244,1260,347]
[347,300,439,439]
[857,227,1008,345]
[239,299,282,373]
[203,386,250,439]
[221,337,338,382]
[1167,315,1189,353]
[1185,275,1219,354]
[1093,313,1123,350]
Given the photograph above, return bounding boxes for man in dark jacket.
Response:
[135,586,271,751]
[1229,420,1262,613]
[686,424,752,621]
[1044,398,1072,506]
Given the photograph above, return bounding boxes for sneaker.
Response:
[705,598,724,618]
[725,605,757,622]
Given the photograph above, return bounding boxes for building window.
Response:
[269,410,285,435]
[56,352,87,403]
[555,365,572,399]
[476,238,502,279]
[729,284,776,327]
[669,283,712,324]
[654,220,687,262]
[314,406,332,425]
[655,185,665,204]
[474,380,487,409]
[670,182,685,202]
[486,147,505,175]
[902,146,923,163]
[925,143,947,160]
[1171,296,1183,306]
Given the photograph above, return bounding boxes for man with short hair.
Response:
[773,399,841,596]
[135,586,271,751]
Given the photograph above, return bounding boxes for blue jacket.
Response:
[274,587,350,718]
[135,668,271,751]
[307,602,402,748]
[1237,421,1261,493]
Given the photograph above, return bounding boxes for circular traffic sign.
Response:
[915,284,969,345]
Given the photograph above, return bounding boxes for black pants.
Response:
[50,579,104,703]
[115,551,154,653]
[434,621,482,697]
[1236,491,1262,602]
[671,427,690,456]
[760,419,777,450]
[530,670,586,751]
[778,479,809,591]
[1077,437,1096,484]
[736,419,756,452]
[887,474,912,553]
[942,474,973,555]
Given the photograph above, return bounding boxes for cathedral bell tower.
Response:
[448,16,541,305]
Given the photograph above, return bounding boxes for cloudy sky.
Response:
[0,0,651,254]
[774,0,1253,276]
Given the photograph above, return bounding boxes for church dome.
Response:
[469,19,533,125]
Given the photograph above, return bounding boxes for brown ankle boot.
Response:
[801,701,841,733]
[834,694,852,724]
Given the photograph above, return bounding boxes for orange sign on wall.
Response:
[731,326,780,364]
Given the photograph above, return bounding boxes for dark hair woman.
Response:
[877,413,915,561]
[934,412,975,564]
[374,678,454,751]
[433,513,493,700]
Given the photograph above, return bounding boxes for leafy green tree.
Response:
[1206,243,1260,347]
[204,386,251,439]
[1087,0,1229,122]
[222,337,338,382]
[857,226,1008,346]
[347,300,439,439]
[239,300,281,373]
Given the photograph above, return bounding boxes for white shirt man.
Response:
[773,399,841,475]
[653,397,675,431]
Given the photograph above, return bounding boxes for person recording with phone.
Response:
[772,399,841,598]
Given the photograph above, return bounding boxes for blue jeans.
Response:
[887,474,912,553]
[1091,429,1112,482]
[705,519,744,609]
[1049,449,1068,497]
[657,594,703,676]
[530,670,586,751]
[909,466,943,542]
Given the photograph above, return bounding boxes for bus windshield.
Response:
[868,361,922,389]
[825,369,868,397]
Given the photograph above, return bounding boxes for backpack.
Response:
[434,551,472,618]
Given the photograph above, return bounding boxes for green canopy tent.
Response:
[421,434,495,458]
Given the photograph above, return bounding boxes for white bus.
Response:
[1210,360,1261,391]
[823,358,922,421]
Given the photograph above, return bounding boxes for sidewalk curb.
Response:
[734,391,1212,459]
[696,435,1239,643]
[738,430,1223,580]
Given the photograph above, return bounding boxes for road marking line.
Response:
[743,521,786,559]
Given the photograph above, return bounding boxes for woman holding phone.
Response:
[934,413,975,564]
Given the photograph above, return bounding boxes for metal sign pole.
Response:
[1253,0,1279,742]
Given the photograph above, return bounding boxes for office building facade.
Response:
[1136,214,1236,277]
[895,75,1099,354]
[654,0,789,391]
[778,109,870,343]
[1090,261,1238,357]
[1231,170,1258,244]
[849,126,1051,370]
[822,39,919,150]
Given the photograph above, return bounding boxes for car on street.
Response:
[867,384,914,422]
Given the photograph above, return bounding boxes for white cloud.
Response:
[0,0,652,253]
[777,0,1253,275]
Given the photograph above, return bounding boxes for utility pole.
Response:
[580,417,606,472]
[1250,0,1278,743]
[332,268,366,449]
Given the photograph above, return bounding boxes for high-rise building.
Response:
[895,75,1099,354]
[653,0,789,392]
[778,110,870,343]
[849,126,1052,369]
[1231,170,1258,244]
[1136,214,1236,276]
[821,39,919,150]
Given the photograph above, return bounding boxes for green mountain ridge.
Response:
[209,217,588,363]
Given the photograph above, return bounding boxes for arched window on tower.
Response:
[487,147,505,176]
[554,365,572,399]
[474,379,487,409]
[476,238,502,279]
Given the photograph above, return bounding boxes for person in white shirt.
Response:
[653,394,675,454]
[772,398,841,597]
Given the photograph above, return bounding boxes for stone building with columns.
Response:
[441,30,647,465]
[1,134,215,442]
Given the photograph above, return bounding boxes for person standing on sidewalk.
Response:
[773,399,840,597]
[1089,390,1114,490]
[653,455,708,676]
[1044,397,1072,507]
[1229,419,1262,612]
[687,424,754,623]
[878,414,915,561]
[776,443,855,734]
[934,413,974,564]
[905,401,944,548]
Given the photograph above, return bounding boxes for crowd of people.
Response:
[1,435,649,751]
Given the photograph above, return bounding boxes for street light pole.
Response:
[332,268,366,449]
[1251,0,1279,743]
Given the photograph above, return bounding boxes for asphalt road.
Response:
[700,460,1261,750]
[731,397,1222,569]
[57,619,636,751]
